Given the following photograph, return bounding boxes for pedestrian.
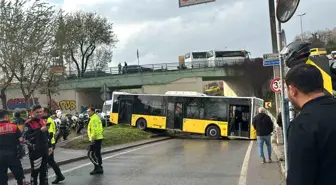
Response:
[0,109,26,185]
[118,62,121,74]
[24,104,53,185]
[252,107,274,163]
[13,112,25,131]
[285,64,336,185]
[87,107,104,175]
[124,61,128,73]
[43,107,65,184]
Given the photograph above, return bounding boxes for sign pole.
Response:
[276,18,289,175]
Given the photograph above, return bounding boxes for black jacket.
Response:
[287,95,336,185]
[0,120,21,154]
[252,113,273,136]
[23,118,51,153]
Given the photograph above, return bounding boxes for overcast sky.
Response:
[52,0,336,67]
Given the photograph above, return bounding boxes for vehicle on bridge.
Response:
[206,49,250,67]
[108,91,263,140]
[310,48,327,56]
[122,65,153,74]
[184,51,208,68]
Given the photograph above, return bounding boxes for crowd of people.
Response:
[0,105,104,185]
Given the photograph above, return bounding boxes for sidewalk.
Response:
[247,141,286,185]
[272,142,286,176]
[9,137,171,176]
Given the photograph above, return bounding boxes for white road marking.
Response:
[48,140,169,178]
[237,141,254,185]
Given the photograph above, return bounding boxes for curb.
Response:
[272,143,286,177]
[8,137,172,178]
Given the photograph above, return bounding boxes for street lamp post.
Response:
[297,13,306,40]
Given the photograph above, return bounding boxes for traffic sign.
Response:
[264,60,280,66]
[265,102,272,109]
[270,78,282,93]
[263,53,280,66]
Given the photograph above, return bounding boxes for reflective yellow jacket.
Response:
[87,114,103,141]
[47,117,56,144]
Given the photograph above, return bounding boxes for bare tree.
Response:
[63,11,118,78]
[0,0,26,109]
[39,71,60,110]
[87,45,113,72]
[8,0,56,109]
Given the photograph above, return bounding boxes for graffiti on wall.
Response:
[59,100,76,111]
[7,98,39,110]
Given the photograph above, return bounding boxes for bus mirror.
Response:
[276,0,300,23]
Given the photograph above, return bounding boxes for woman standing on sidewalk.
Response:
[252,107,274,163]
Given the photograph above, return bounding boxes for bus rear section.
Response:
[206,50,250,67]
[184,51,208,69]
[110,92,262,139]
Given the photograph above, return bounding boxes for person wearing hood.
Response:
[252,107,274,163]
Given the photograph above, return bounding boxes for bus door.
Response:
[228,99,251,138]
[166,97,183,130]
[118,96,133,124]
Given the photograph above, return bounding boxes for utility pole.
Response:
[268,0,281,113]
[297,13,306,40]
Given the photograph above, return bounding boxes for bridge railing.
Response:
[66,59,256,79]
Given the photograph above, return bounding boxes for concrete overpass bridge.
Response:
[2,59,272,113]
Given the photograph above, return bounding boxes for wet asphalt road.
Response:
[9,139,284,185]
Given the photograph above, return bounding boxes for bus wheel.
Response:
[206,125,220,139]
[136,119,147,130]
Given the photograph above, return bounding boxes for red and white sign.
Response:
[270,78,282,93]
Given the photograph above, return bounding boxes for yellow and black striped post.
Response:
[306,55,333,95]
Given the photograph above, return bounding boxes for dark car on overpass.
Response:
[122,65,153,74]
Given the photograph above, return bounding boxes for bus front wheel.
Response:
[206,125,220,139]
[136,118,147,130]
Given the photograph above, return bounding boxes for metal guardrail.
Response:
[65,59,258,80]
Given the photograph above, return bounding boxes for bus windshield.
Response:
[102,104,112,113]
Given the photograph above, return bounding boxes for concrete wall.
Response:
[1,77,253,113]
[118,77,204,94]
[222,78,253,97]
[142,77,204,94]
[3,88,104,114]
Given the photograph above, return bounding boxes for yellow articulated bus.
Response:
[108,91,264,140]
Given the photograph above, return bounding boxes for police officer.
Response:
[0,109,26,185]
[87,107,104,175]
[43,107,65,184]
[24,105,52,185]
[13,112,25,131]
[281,41,336,185]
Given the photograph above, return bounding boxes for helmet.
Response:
[78,114,84,119]
[13,112,21,118]
[280,40,311,68]
[71,115,78,122]
[54,118,61,126]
